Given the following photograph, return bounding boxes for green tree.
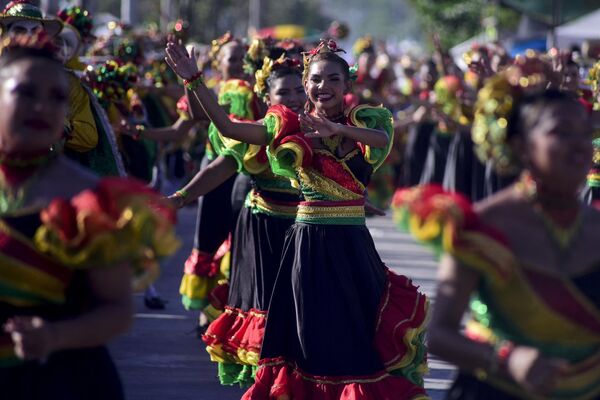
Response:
[407,0,519,49]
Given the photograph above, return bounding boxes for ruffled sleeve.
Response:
[34,177,181,291]
[348,104,394,172]
[264,104,312,182]
[207,117,270,175]
[391,185,514,285]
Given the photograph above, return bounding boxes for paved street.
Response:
[111,206,455,400]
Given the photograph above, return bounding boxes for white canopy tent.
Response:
[554,8,600,49]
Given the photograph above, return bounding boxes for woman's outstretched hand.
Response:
[165,41,199,81]
[299,112,341,139]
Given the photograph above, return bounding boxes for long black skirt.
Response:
[420,131,452,185]
[194,154,236,254]
[202,206,295,385]
[243,222,428,399]
[0,346,123,400]
[404,122,435,187]
[228,207,294,312]
[443,132,487,201]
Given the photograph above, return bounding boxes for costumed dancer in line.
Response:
[83,58,186,309]
[0,35,179,399]
[168,38,428,399]
[402,59,439,187]
[177,33,259,331]
[166,44,306,386]
[55,5,126,177]
[393,59,600,399]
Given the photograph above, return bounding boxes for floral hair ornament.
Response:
[57,6,95,40]
[254,56,302,100]
[471,52,549,175]
[352,35,374,58]
[244,37,274,75]
[586,61,600,111]
[84,59,139,107]
[209,31,235,70]
[302,39,346,80]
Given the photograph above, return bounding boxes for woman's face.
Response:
[0,58,68,153]
[266,74,306,114]
[6,20,43,36]
[304,59,350,116]
[519,101,592,192]
[218,41,246,80]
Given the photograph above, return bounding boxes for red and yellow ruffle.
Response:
[33,177,180,291]
[242,358,429,400]
[179,238,230,310]
[391,185,513,285]
[203,306,267,366]
[375,270,429,384]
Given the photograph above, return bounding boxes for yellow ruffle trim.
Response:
[34,201,180,292]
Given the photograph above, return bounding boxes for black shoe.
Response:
[144,296,168,310]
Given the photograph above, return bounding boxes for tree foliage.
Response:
[406,0,519,49]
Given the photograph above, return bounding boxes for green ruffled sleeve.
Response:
[349,104,394,172]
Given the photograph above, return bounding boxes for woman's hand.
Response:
[4,316,57,361]
[166,194,186,209]
[165,41,199,81]
[299,113,341,139]
[505,346,569,394]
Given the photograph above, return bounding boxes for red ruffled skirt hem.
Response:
[242,358,430,400]
[203,306,267,365]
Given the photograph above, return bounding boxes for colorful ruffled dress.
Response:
[0,177,179,399]
[202,105,301,386]
[180,79,258,314]
[393,185,600,400]
[242,104,429,400]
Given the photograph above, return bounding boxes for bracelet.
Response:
[488,340,514,375]
[174,189,189,199]
[184,71,203,91]
[133,124,145,140]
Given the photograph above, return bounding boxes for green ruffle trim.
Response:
[180,295,208,311]
[389,330,428,387]
[218,362,257,387]
[219,91,254,120]
[207,123,248,172]
[350,105,394,172]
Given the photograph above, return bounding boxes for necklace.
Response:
[532,205,583,250]
[321,112,346,153]
[0,149,56,215]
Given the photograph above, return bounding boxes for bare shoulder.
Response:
[473,186,523,226]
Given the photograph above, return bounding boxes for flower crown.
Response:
[352,35,374,58]
[244,37,273,75]
[471,54,549,175]
[57,6,94,39]
[254,56,302,100]
[209,31,235,70]
[302,39,348,81]
[85,59,138,106]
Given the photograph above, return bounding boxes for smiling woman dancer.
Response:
[393,58,600,399]
[167,51,306,386]
[166,38,428,399]
[0,36,179,399]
